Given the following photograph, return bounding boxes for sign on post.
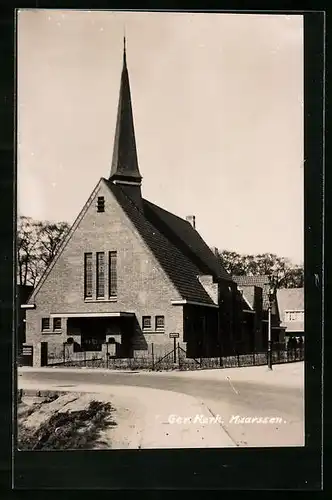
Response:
[169,333,179,363]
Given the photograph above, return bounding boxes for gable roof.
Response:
[28,178,103,301]
[277,288,304,313]
[105,180,216,305]
[232,275,274,312]
[277,288,304,332]
[143,199,232,282]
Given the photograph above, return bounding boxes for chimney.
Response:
[186,215,196,229]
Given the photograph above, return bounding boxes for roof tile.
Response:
[143,199,232,281]
[106,181,215,305]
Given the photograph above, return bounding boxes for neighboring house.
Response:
[25,40,265,367]
[276,288,304,344]
[232,275,285,349]
[17,284,34,348]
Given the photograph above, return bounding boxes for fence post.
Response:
[151,343,155,371]
[173,339,177,364]
[83,349,86,367]
[106,342,109,369]
[237,351,240,367]
[177,342,181,369]
[63,342,66,365]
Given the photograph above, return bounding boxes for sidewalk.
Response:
[167,361,304,388]
[18,380,237,449]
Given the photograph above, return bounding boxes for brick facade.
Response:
[26,180,185,366]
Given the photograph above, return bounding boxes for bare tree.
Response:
[17,216,40,286]
[36,221,69,267]
[17,216,70,286]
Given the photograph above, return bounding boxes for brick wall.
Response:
[26,179,184,366]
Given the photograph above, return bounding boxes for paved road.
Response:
[19,369,304,447]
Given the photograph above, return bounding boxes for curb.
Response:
[18,388,70,398]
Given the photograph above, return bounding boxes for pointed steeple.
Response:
[123,32,127,65]
[109,37,142,191]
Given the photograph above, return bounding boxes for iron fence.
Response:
[177,347,304,370]
[47,344,304,371]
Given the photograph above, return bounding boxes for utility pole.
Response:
[267,273,277,370]
[267,296,272,370]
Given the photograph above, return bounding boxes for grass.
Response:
[18,397,116,451]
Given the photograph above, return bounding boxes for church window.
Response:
[96,252,105,298]
[109,251,117,297]
[84,252,93,298]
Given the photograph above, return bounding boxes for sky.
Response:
[17,10,304,264]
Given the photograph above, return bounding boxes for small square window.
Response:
[41,318,50,331]
[97,196,105,212]
[53,318,62,331]
[142,316,151,330]
[155,315,165,330]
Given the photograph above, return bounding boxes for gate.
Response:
[18,345,33,366]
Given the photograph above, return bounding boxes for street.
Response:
[18,362,304,448]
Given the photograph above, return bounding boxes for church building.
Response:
[24,40,264,367]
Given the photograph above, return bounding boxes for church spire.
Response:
[109,36,142,194]
[123,33,126,64]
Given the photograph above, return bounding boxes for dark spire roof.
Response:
[109,37,142,185]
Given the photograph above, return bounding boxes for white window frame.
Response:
[53,317,62,331]
[155,315,165,331]
[142,316,152,330]
[285,310,304,322]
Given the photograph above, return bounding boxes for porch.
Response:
[52,311,136,358]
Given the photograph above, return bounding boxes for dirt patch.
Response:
[17,392,116,450]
